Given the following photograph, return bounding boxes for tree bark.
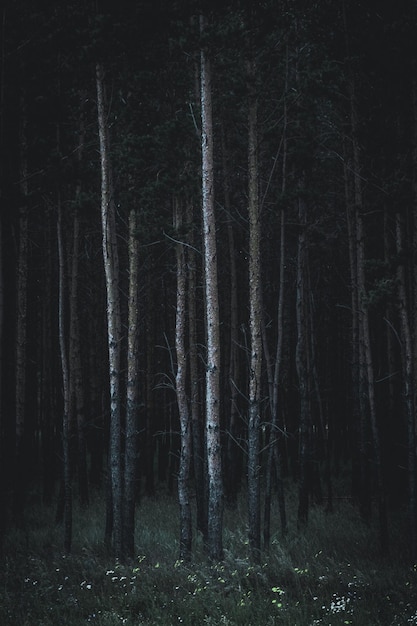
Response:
[175,199,192,560]
[263,53,288,545]
[69,208,88,506]
[96,62,123,559]
[247,55,262,561]
[70,103,88,506]
[200,14,223,561]
[263,206,286,547]
[296,187,311,526]
[14,94,29,527]
[123,207,140,559]
[396,212,416,560]
[186,199,207,541]
[221,125,240,508]
[57,197,72,554]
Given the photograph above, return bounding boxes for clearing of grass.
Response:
[1,483,416,626]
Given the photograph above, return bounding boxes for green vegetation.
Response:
[1,484,415,626]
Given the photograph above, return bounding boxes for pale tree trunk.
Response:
[296,189,311,526]
[247,55,262,561]
[96,63,123,558]
[175,199,192,560]
[263,205,286,547]
[189,19,207,538]
[263,57,288,545]
[124,207,139,559]
[342,0,370,518]
[0,215,4,547]
[396,212,416,561]
[69,209,88,506]
[200,15,223,561]
[0,8,4,545]
[14,94,29,527]
[412,67,417,564]
[70,104,88,506]
[186,199,207,541]
[40,221,56,506]
[0,7,4,547]
[57,197,72,553]
[145,259,155,497]
[343,74,372,520]
[221,125,240,508]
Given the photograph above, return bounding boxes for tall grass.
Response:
[1,482,416,625]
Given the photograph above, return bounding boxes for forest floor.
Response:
[1,481,416,626]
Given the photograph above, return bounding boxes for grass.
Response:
[1,482,417,625]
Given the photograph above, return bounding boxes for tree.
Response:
[96,62,123,558]
[69,104,88,507]
[174,198,193,560]
[395,211,416,560]
[14,91,29,527]
[57,197,72,554]
[295,181,311,526]
[200,14,223,561]
[123,207,140,559]
[246,52,262,561]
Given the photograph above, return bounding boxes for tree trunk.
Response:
[124,207,140,559]
[70,104,88,506]
[69,208,88,506]
[96,63,123,559]
[14,95,29,528]
[57,197,72,554]
[145,259,156,497]
[263,206,286,547]
[263,54,288,545]
[296,189,311,526]
[186,199,207,541]
[396,212,416,560]
[175,199,192,560]
[200,14,223,561]
[411,46,417,566]
[221,125,240,508]
[247,55,262,561]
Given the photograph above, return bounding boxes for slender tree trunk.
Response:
[296,188,311,526]
[70,104,88,506]
[40,223,56,505]
[14,95,29,527]
[396,212,416,560]
[69,209,88,506]
[412,61,417,565]
[57,197,72,554]
[342,0,369,517]
[186,199,207,541]
[96,63,123,558]
[123,207,140,558]
[263,205,286,547]
[0,7,5,550]
[247,55,262,561]
[145,260,155,497]
[175,199,192,560]
[263,56,288,545]
[221,125,240,508]
[200,14,223,561]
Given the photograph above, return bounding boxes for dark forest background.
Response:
[1,0,417,569]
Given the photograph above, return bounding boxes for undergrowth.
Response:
[1,483,416,625]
